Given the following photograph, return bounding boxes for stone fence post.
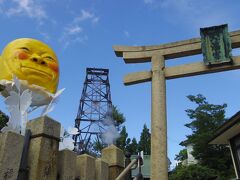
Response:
[57,149,76,180]
[95,158,109,180]
[0,131,24,180]
[76,154,96,180]
[26,116,60,180]
[102,145,124,180]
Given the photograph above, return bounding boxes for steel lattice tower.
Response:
[73,68,112,153]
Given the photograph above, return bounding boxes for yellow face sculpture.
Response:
[0,38,59,93]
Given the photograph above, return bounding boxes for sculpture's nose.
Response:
[31,56,46,65]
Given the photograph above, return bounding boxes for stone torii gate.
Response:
[113,26,240,180]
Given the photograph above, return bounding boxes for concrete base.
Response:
[0,132,24,180]
[26,116,60,180]
[95,158,109,180]
[76,154,96,180]
[57,149,77,180]
[102,145,124,180]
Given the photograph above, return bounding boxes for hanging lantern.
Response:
[200,24,232,66]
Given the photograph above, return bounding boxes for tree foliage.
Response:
[138,124,151,155]
[116,124,152,156]
[92,138,104,156]
[91,105,126,155]
[175,149,187,162]
[169,164,217,180]
[126,137,138,155]
[112,105,125,128]
[116,126,140,155]
[116,126,130,153]
[0,110,8,130]
[171,94,235,179]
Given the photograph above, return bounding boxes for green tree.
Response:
[92,138,104,156]
[172,94,234,179]
[169,164,217,180]
[126,137,138,155]
[112,105,125,129]
[0,110,8,130]
[91,105,126,155]
[138,124,151,155]
[116,126,130,152]
[175,149,187,162]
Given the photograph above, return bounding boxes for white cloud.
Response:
[5,0,47,20]
[75,35,88,43]
[92,17,99,24]
[144,0,154,4]
[60,24,84,48]
[62,35,88,49]
[124,30,130,38]
[59,9,99,49]
[74,9,99,24]
[144,0,238,32]
[38,31,50,41]
[65,25,83,35]
[0,0,3,13]
[0,0,53,43]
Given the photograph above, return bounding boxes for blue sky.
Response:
[0,0,240,167]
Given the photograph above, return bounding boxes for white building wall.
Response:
[187,144,198,165]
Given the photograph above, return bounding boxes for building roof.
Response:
[209,111,240,144]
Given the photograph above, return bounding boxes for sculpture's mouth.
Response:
[21,66,53,80]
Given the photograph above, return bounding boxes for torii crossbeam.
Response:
[113,28,240,180]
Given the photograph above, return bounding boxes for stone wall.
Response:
[0,116,124,180]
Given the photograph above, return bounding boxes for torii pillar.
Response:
[113,28,240,180]
[151,54,168,179]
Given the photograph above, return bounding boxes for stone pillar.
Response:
[76,154,96,180]
[26,116,60,180]
[95,158,109,180]
[101,145,124,180]
[151,54,168,180]
[57,149,77,180]
[0,131,24,180]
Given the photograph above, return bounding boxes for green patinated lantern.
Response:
[200,24,232,66]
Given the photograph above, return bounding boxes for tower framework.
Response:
[73,68,112,153]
